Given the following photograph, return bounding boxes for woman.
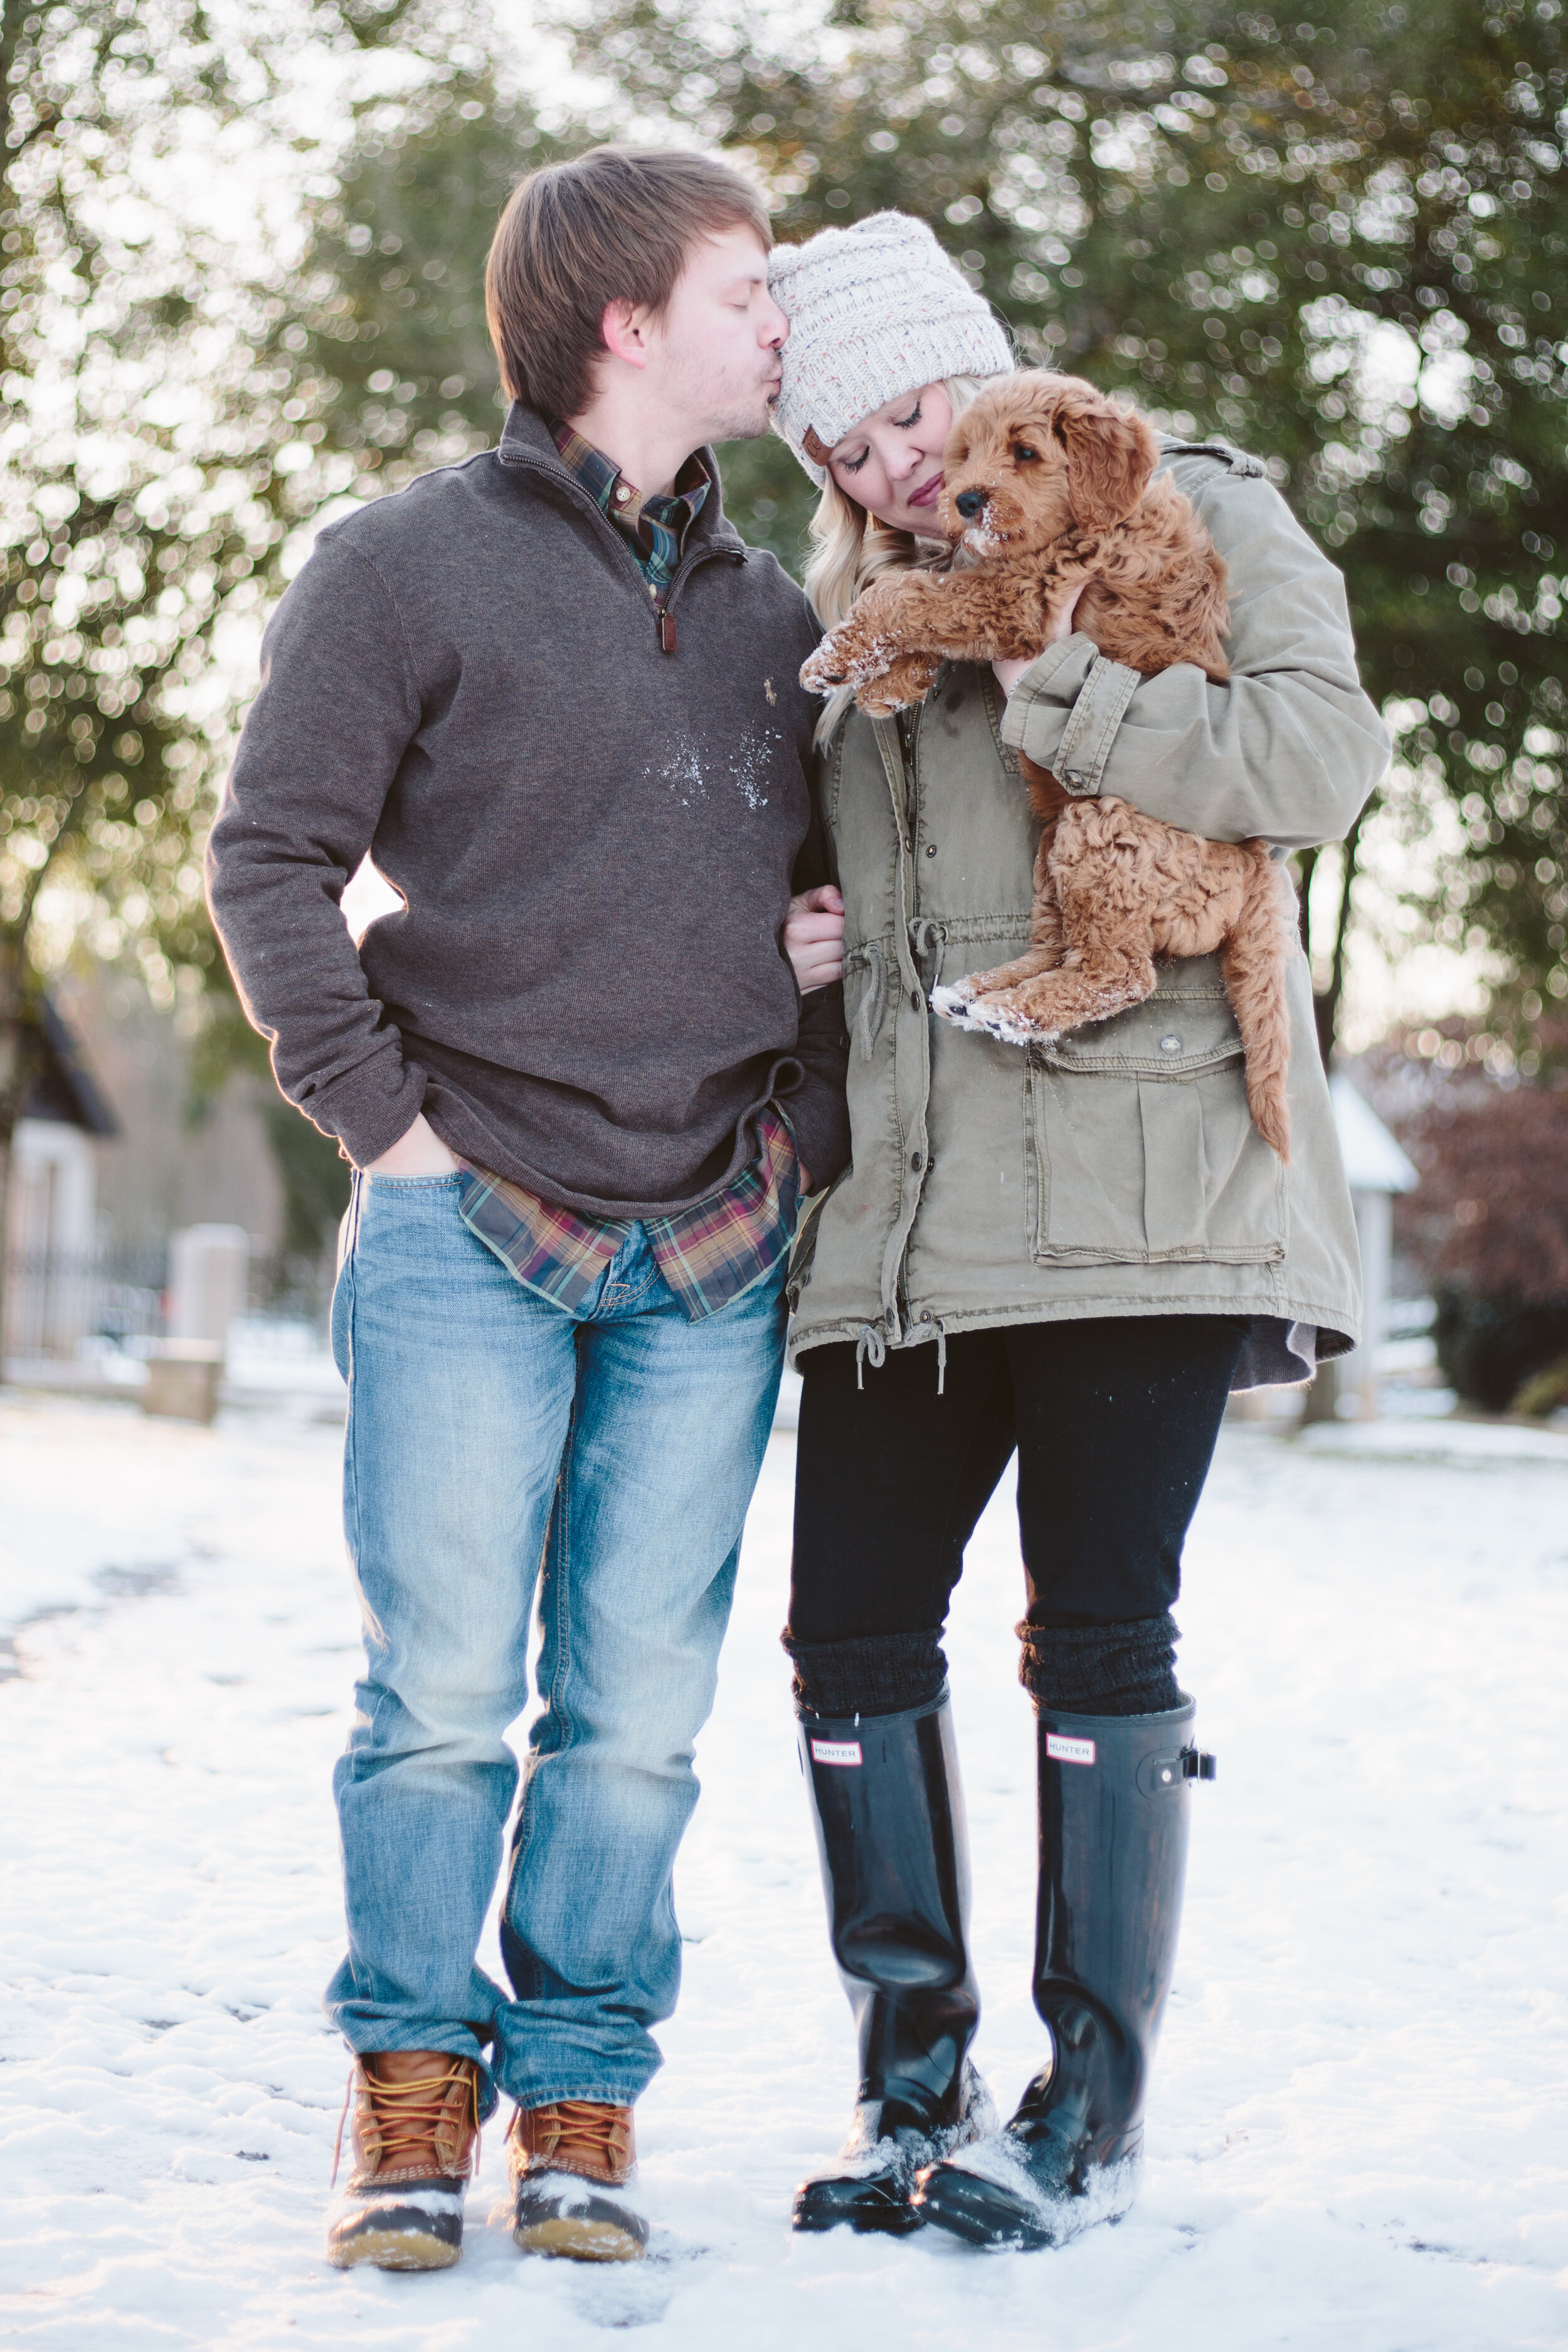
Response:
[767,212,1389,2249]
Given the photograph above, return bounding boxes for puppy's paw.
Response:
[800,640,850,692]
[861,652,943,714]
[803,637,894,697]
[856,679,922,716]
[930,981,980,1029]
[965,992,1061,1049]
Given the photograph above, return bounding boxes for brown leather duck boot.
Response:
[326,2050,482,2270]
[508,2100,649,2262]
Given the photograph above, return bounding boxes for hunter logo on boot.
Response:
[1046,1734,1096,1766]
[811,1738,864,1766]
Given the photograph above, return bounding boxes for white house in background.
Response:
[4,998,119,1359]
[1330,1074,1419,1417]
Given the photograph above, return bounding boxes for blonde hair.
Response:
[802,374,997,748]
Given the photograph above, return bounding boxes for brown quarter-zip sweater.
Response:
[206,403,849,1214]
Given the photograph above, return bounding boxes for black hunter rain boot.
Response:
[792,1690,994,2233]
[914,1698,1212,2249]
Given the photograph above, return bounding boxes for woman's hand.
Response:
[993,583,1087,700]
[364,1112,458,1177]
[785,884,845,993]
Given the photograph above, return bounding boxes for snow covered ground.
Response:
[1,1388,1565,2351]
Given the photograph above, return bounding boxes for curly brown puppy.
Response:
[799,370,1295,1157]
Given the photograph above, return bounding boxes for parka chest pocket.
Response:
[1025,968,1288,1267]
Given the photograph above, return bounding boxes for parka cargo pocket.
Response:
[1025,973,1287,1266]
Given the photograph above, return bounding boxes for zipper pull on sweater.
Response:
[658,610,677,654]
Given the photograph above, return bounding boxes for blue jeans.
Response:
[326,1171,786,2116]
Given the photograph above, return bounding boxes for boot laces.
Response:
[332,2058,480,2186]
[532,2098,632,2175]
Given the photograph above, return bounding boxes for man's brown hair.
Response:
[485,146,773,421]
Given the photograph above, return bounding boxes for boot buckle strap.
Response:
[1136,1744,1217,1796]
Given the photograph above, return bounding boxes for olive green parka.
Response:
[787,443,1392,1391]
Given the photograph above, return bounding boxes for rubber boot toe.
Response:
[326,2179,466,2270]
[911,2160,1050,2250]
[792,2062,997,2236]
[792,2156,927,2236]
[512,2169,649,2262]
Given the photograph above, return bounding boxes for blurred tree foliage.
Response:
[6,0,1544,1251]
[0,0,467,1291]
[282,0,1568,1067]
[269,65,564,502]
[529,0,1567,1065]
[277,0,1568,1066]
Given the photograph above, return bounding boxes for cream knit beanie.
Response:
[768,211,1014,483]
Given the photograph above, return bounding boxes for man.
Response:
[207,145,847,2270]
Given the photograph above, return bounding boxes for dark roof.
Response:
[19,995,119,1138]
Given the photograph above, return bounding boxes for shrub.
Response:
[1392,1076,1568,1411]
[1432,1291,1568,1414]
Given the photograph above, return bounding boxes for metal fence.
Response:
[3,1245,167,1359]
[3,1242,335,1361]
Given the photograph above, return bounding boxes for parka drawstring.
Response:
[908,916,948,997]
[855,946,887,1062]
[851,1320,945,1392]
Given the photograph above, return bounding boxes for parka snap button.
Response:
[910,1151,923,1172]
[911,988,923,1010]
[1160,1034,1183,1055]
[924,842,938,857]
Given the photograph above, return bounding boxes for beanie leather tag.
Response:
[802,425,835,467]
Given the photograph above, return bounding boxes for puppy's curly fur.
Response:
[800,370,1294,1157]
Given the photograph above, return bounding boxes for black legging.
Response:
[787,1314,1247,1716]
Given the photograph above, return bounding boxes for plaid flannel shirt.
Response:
[454,425,797,1322]
[550,418,710,605]
[456,1106,800,1323]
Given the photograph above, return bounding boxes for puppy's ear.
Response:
[1052,391,1158,530]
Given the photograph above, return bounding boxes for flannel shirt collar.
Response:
[550,419,711,588]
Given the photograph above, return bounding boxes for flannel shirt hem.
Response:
[455,1107,799,1323]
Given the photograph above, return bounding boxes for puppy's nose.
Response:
[955,489,987,520]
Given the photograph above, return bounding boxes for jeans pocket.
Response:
[331,1228,355,1382]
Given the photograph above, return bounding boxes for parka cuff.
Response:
[1000,640,1142,796]
[999,635,1097,740]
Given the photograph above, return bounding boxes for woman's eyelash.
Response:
[835,401,923,474]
